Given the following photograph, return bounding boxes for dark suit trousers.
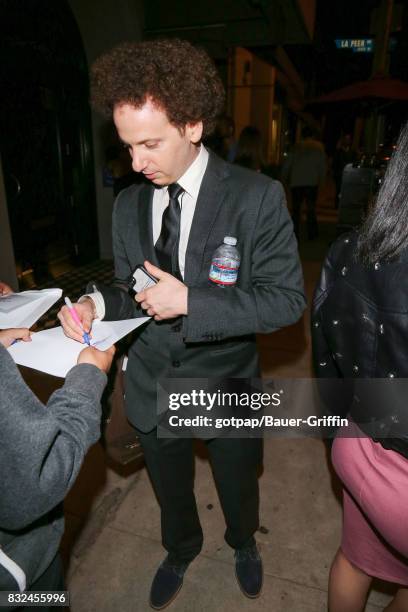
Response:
[137,430,262,565]
[291,185,319,239]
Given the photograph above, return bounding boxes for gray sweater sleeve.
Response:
[0,345,107,530]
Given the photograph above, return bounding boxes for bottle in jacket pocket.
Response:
[209,237,241,287]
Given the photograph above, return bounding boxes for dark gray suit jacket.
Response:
[98,152,306,432]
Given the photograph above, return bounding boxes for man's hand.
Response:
[57,299,95,343]
[0,282,13,296]
[0,328,31,348]
[77,345,116,373]
[135,261,188,321]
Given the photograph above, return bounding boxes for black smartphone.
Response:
[128,265,158,296]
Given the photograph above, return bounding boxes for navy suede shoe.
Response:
[234,544,263,598]
[149,558,188,610]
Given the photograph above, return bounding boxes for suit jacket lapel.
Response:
[184,153,229,285]
[138,183,160,266]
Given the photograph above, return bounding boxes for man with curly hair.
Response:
[58,38,305,609]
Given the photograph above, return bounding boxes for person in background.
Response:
[0,326,115,611]
[312,121,408,612]
[234,126,265,173]
[104,144,141,197]
[234,125,277,179]
[332,133,356,209]
[205,114,237,162]
[282,125,326,240]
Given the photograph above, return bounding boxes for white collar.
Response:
[169,145,209,200]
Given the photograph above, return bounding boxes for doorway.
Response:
[0,0,98,286]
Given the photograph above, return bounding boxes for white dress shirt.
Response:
[153,144,208,277]
[83,145,209,320]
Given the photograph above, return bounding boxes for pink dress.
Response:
[332,422,408,585]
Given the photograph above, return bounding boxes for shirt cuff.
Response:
[78,292,106,320]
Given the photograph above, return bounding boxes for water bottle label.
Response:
[209,262,238,285]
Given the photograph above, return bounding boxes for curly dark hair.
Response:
[91,39,225,138]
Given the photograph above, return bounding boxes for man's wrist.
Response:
[78,291,105,319]
[79,296,97,319]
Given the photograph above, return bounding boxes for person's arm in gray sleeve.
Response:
[183,181,306,342]
[0,348,107,530]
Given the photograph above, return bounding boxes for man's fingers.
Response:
[135,291,146,303]
[81,312,93,334]
[57,310,85,343]
[60,305,87,332]
[61,305,83,331]
[144,260,167,280]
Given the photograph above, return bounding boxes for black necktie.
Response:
[155,183,184,276]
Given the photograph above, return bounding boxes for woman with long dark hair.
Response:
[312,121,408,612]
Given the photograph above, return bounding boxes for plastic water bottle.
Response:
[209,236,240,287]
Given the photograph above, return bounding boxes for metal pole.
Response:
[365,0,393,152]
[372,0,393,76]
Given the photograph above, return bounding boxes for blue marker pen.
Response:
[64,296,91,345]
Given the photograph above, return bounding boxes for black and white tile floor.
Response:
[36,260,114,330]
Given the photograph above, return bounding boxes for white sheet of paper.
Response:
[0,288,62,329]
[8,317,150,378]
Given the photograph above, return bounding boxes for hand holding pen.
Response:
[63,297,92,345]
